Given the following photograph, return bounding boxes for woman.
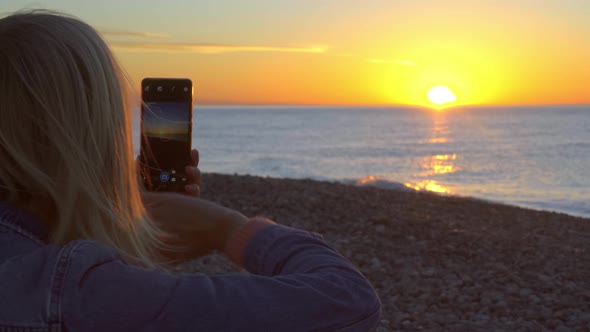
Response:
[0,10,381,331]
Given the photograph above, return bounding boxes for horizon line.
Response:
[193,103,590,108]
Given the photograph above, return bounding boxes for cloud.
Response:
[99,29,168,38]
[101,28,327,54]
[367,58,416,66]
[394,60,416,66]
[109,41,327,54]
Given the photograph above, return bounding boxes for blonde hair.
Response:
[0,10,170,267]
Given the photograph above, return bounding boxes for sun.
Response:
[427,86,457,105]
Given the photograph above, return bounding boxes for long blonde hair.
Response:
[0,10,169,267]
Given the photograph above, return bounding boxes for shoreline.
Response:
[181,173,590,331]
[204,171,590,220]
[352,178,590,220]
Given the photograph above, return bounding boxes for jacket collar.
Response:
[0,202,49,242]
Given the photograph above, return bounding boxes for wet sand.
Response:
[181,173,590,331]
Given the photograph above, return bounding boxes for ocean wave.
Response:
[344,175,416,192]
[345,175,590,219]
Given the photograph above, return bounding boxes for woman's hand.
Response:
[138,149,247,260]
[183,149,202,196]
[137,149,202,196]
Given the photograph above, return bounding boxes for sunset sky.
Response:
[2,0,590,106]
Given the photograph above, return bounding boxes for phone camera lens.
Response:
[157,86,163,92]
[183,87,189,92]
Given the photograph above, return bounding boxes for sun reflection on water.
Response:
[428,137,449,143]
[404,180,451,193]
[406,115,458,194]
[421,154,458,176]
[357,175,378,185]
[425,116,452,144]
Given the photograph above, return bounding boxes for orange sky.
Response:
[3,0,589,106]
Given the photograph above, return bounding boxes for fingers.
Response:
[191,149,199,167]
[184,183,201,197]
[186,149,202,197]
[185,164,202,184]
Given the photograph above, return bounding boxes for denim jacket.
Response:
[0,203,381,331]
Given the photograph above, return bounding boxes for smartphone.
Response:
[140,78,193,191]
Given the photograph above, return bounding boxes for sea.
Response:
[133,105,590,218]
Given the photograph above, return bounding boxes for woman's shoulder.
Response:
[0,237,121,329]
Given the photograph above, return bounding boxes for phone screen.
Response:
[140,78,193,191]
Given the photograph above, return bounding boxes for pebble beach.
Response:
[181,173,590,331]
